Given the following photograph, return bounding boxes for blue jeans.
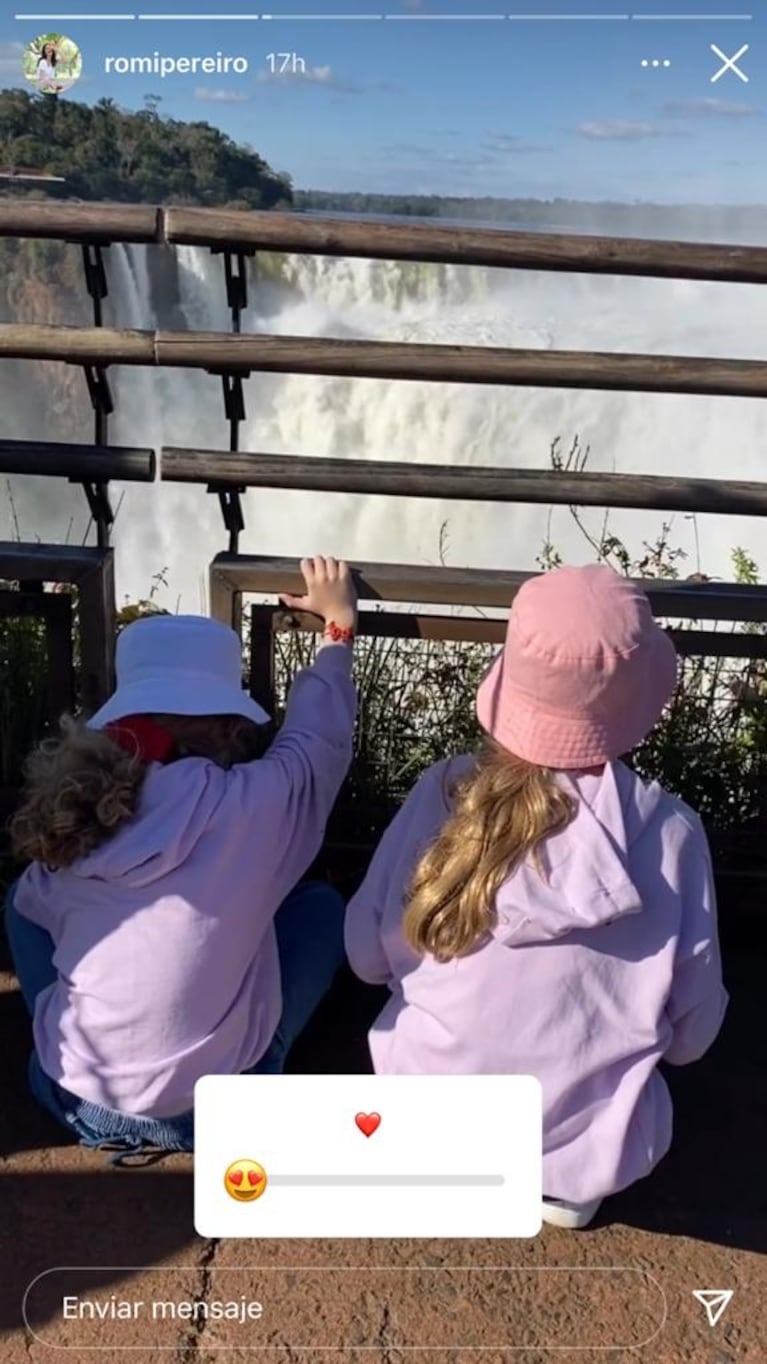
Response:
[4,879,345,1157]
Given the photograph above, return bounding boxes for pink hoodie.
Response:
[345,756,728,1202]
[15,644,356,1119]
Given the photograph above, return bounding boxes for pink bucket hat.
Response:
[476,563,678,769]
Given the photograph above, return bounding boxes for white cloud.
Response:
[255,63,401,95]
[194,87,251,103]
[662,97,761,119]
[483,133,551,155]
[577,120,674,141]
[255,64,362,93]
[381,143,497,176]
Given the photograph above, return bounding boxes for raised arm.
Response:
[224,558,358,899]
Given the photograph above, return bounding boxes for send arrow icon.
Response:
[692,1290,734,1328]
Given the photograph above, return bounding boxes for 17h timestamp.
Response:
[266,52,307,75]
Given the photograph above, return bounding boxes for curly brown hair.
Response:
[10,716,147,870]
[9,712,272,871]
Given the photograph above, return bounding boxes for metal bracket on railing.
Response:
[210,246,256,334]
[83,364,114,427]
[81,363,115,545]
[205,369,248,552]
[221,370,246,428]
[81,480,115,535]
[81,244,108,325]
[80,242,113,547]
[216,488,246,547]
[207,247,256,552]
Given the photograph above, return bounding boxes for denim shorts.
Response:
[28,1051,195,1161]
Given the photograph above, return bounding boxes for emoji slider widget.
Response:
[195,1075,542,1238]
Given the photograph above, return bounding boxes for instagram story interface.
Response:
[0,0,765,1358]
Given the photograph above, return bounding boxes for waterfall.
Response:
[6,227,767,610]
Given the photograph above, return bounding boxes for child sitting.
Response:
[345,563,728,1228]
[5,556,357,1156]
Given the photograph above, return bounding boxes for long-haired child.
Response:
[345,564,728,1228]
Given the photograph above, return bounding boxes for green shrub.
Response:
[0,610,50,787]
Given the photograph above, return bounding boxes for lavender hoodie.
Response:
[345,756,728,1202]
[14,644,356,1119]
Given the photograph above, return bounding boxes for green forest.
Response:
[0,89,293,208]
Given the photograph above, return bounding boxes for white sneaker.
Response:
[542,1197,603,1230]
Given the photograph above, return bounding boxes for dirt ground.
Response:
[1,891,765,1363]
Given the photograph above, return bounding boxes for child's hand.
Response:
[280,557,358,630]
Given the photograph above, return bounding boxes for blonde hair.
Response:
[403,741,577,963]
[10,716,146,870]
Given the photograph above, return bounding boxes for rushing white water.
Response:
[6,223,767,609]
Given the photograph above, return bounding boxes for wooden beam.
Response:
[0,324,154,366]
[270,606,507,645]
[77,550,116,711]
[0,542,110,584]
[0,200,160,244]
[42,592,75,718]
[212,553,767,623]
[5,324,767,401]
[0,440,156,482]
[157,332,767,399]
[1,198,766,285]
[208,563,239,628]
[670,628,767,659]
[164,208,767,285]
[249,605,278,712]
[162,448,767,517]
[265,607,767,657]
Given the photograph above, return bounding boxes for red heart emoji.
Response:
[355,1112,381,1138]
[228,1170,244,1186]
[248,1171,264,1187]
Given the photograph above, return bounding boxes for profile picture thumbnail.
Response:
[23,34,82,96]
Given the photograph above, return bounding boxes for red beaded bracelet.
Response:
[324,621,355,644]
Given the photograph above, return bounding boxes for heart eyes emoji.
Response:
[224,1160,268,1202]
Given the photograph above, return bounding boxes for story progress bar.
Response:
[12,11,756,20]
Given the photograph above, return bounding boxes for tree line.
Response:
[0,90,293,208]
[294,189,767,237]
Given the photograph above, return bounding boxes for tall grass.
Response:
[270,626,489,843]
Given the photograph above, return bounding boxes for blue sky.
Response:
[0,1,763,200]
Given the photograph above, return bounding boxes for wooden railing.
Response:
[209,554,767,697]
[3,324,767,399]
[4,199,767,284]
[3,199,767,699]
[0,439,155,483]
[0,543,115,710]
[0,201,159,243]
[161,448,767,518]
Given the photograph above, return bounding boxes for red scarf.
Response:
[103,714,176,765]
